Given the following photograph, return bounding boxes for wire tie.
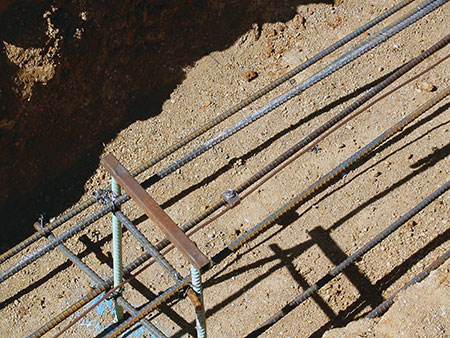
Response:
[106,287,124,300]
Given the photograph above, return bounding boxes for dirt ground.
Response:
[1,0,449,337]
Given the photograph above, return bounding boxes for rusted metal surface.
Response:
[101,153,210,270]
[186,288,204,311]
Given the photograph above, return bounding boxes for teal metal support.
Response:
[190,265,206,338]
[112,177,124,321]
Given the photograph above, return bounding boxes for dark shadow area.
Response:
[270,243,336,320]
[0,0,334,251]
[308,227,383,308]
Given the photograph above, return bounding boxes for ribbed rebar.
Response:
[28,53,449,338]
[114,210,180,282]
[248,180,450,336]
[0,196,96,265]
[111,178,124,321]
[367,248,450,318]
[32,223,166,338]
[0,196,127,284]
[27,243,157,338]
[1,0,445,287]
[191,265,207,338]
[0,0,413,266]
[235,34,450,194]
[218,85,450,255]
[130,0,416,178]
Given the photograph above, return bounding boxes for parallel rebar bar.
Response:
[0,0,414,266]
[247,180,450,337]
[33,222,167,338]
[27,236,163,338]
[130,0,416,178]
[13,35,450,338]
[114,210,181,282]
[169,35,450,246]
[367,248,450,318]
[28,55,449,338]
[154,0,446,180]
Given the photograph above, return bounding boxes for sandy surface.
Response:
[1,1,449,337]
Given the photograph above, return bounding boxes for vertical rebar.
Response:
[111,177,124,321]
[191,265,206,338]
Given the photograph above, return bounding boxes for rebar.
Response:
[0,0,413,266]
[234,34,450,195]
[29,71,448,338]
[27,238,153,338]
[166,36,450,247]
[111,178,124,321]
[114,210,180,282]
[32,223,166,338]
[191,265,207,338]
[248,180,450,336]
[367,248,450,318]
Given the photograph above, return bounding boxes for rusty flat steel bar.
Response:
[101,153,210,270]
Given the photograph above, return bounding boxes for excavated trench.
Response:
[0,0,333,250]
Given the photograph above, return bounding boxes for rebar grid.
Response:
[0,0,414,266]
[0,2,447,337]
[21,25,450,338]
[33,222,167,338]
[1,0,441,283]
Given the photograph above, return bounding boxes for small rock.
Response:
[202,98,211,107]
[405,220,417,229]
[264,45,274,58]
[338,143,346,149]
[407,153,413,160]
[373,170,381,177]
[417,81,436,92]
[242,70,258,82]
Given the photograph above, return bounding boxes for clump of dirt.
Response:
[3,6,61,100]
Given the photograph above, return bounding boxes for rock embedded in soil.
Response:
[242,70,258,82]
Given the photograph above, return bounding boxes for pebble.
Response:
[417,81,436,92]
[202,98,212,107]
[242,70,258,82]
